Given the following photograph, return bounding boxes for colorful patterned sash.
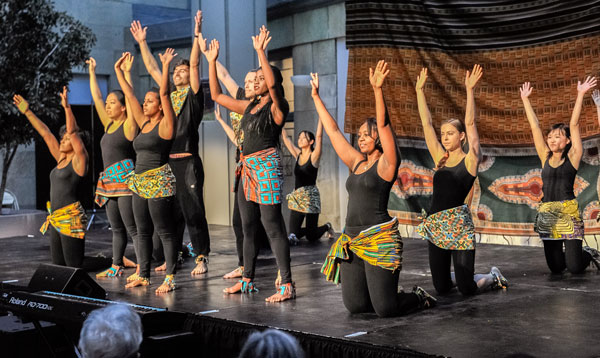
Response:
[94,159,134,207]
[321,218,402,284]
[126,164,176,199]
[241,148,283,205]
[230,111,244,147]
[417,204,475,250]
[287,185,321,214]
[170,86,190,116]
[535,199,584,240]
[40,201,87,239]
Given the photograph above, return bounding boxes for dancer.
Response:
[521,78,600,273]
[87,55,139,278]
[116,49,178,293]
[130,11,210,275]
[207,26,295,302]
[13,88,88,268]
[317,61,435,317]
[415,65,508,296]
[281,120,335,243]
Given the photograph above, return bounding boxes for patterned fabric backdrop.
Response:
[345,1,600,247]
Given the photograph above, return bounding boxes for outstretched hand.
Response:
[214,105,222,121]
[86,57,96,73]
[415,68,428,91]
[520,82,533,100]
[59,86,69,108]
[592,89,600,107]
[198,33,208,55]
[252,25,272,52]
[310,72,319,97]
[114,52,128,71]
[194,10,202,37]
[158,48,177,66]
[206,39,219,62]
[12,94,29,114]
[369,60,390,89]
[120,52,134,72]
[577,76,597,94]
[130,20,147,43]
[465,64,483,90]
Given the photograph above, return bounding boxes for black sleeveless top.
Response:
[345,159,395,228]
[429,157,476,215]
[240,101,287,155]
[50,160,82,211]
[541,157,576,202]
[170,87,204,155]
[294,158,318,189]
[133,121,172,174]
[100,122,135,169]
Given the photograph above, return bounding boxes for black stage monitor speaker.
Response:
[27,264,107,299]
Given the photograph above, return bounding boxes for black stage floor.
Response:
[1,224,600,358]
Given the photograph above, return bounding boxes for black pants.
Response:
[543,239,592,274]
[132,194,177,278]
[237,186,291,283]
[49,226,85,268]
[169,156,211,257]
[232,187,266,267]
[105,196,137,266]
[288,210,328,242]
[340,250,419,318]
[428,241,477,296]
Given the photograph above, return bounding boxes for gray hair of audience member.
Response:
[239,329,304,358]
[78,303,143,358]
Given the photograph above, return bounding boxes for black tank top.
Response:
[429,157,476,214]
[240,101,286,155]
[294,157,318,189]
[170,88,204,155]
[542,157,576,202]
[345,159,395,227]
[100,122,135,168]
[50,160,82,211]
[133,121,172,174]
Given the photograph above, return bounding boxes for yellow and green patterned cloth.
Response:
[170,86,190,116]
[126,164,176,199]
[40,201,87,239]
[287,185,321,214]
[229,111,244,147]
[417,204,475,250]
[534,199,584,240]
[321,218,402,284]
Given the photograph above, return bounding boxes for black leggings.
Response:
[543,239,591,274]
[232,187,265,267]
[105,196,137,266]
[237,186,291,283]
[428,241,477,296]
[340,250,419,317]
[169,156,211,257]
[132,194,177,278]
[49,226,85,268]
[288,210,328,241]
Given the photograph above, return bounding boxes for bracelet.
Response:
[194,35,199,38]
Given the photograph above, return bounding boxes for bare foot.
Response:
[274,270,281,288]
[223,281,243,294]
[223,266,243,279]
[265,283,296,302]
[223,278,257,294]
[125,277,149,288]
[155,262,166,272]
[96,265,123,278]
[191,260,208,275]
[123,256,136,268]
[155,275,175,294]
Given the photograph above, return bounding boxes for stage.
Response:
[1,224,599,357]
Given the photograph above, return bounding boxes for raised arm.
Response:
[569,76,597,168]
[415,68,445,164]
[280,127,300,159]
[189,10,202,94]
[119,53,138,140]
[463,64,483,175]
[114,53,145,128]
[198,32,240,96]
[311,119,323,166]
[520,82,549,164]
[214,105,237,144]
[12,95,60,162]
[370,60,397,181]
[206,39,250,114]
[157,48,177,140]
[59,87,88,176]
[253,26,286,126]
[86,57,111,129]
[130,20,161,85]
[310,72,363,170]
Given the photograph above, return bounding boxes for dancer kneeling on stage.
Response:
[317,61,436,317]
[208,26,295,302]
[87,55,139,279]
[415,65,508,296]
[521,78,600,273]
[281,117,335,243]
[13,88,88,268]
[116,50,179,293]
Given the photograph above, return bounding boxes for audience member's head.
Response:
[239,329,304,358]
[78,304,143,358]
